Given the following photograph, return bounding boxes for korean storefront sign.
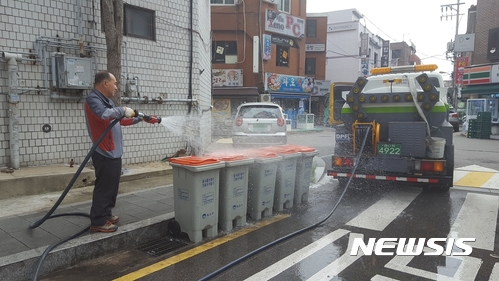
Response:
[212,69,243,87]
[265,9,305,38]
[265,73,315,93]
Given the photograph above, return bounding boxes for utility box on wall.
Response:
[55,57,93,89]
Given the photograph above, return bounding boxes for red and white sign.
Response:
[455,56,468,86]
[265,9,305,38]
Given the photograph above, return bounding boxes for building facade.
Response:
[0,0,212,168]
[390,41,421,66]
[459,0,499,133]
[305,14,328,126]
[316,9,386,83]
[211,0,325,136]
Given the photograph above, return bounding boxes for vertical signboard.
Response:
[263,34,272,60]
[381,40,390,67]
[455,56,468,86]
[360,33,369,56]
[361,58,369,76]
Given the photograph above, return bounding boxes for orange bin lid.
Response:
[204,152,249,162]
[168,156,220,166]
[260,145,299,154]
[278,144,316,152]
[240,149,279,159]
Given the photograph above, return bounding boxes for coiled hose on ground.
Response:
[29,117,122,281]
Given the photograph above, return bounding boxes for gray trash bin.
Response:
[292,146,319,204]
[169,156,225,242]
[207,153,254,232]
[244,150,282,220]
[262,146,301,212]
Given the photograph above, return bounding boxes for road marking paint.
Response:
[385,253,482,281]
[448,193,499,251]
[457,165,499,173]
[371,275,399,281]
[306,233,364,281]
[113,214,289,281]
[454,171,495,188]
[244,229,350,281]
[346,188,421,231]
[483,173,499,189]
[489,263,499,281]
[453,170,468,183]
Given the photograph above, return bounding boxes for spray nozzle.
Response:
[137,112,162,124]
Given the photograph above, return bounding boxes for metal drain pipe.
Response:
[2,52,22,169]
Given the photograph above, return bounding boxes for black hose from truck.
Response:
[29,117,122,281]
[198,126,372,281]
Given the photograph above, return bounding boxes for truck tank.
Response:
[340,72,448,142]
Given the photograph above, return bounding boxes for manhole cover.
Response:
[138,237,188,257]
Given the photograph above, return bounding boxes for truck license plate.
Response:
[377,143,401,155]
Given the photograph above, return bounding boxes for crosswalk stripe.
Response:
[345,188,421,231]
[243,229,350,281]
[306,233,364,281]
[489,263,499,281]
[454,171,496,188]
[448,193,499,251]
[483,173,499,189]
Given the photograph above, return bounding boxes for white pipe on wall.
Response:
[4,53,21,169]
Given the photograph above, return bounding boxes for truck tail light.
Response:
[415,160,445,173]
[235,117,243,126]
[334,156,354,167]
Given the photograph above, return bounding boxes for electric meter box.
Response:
[55,57,93,89]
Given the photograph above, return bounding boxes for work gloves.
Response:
[123,107,138,118]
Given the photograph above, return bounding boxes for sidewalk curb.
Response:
[0,212,175,281]
[0,169,95,200]
[0,166,173,201]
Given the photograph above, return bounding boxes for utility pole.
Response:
[441,0,465,107]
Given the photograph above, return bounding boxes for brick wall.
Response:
[0,0,212,167]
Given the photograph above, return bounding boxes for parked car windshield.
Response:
[238,105,282,119]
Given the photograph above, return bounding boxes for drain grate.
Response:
[137,237,188,257]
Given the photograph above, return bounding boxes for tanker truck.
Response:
[327,64,454,192]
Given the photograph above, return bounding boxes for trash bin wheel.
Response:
[168,220,181,238]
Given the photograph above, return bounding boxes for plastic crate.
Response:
[477,112,492,122]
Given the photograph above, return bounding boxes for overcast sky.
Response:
[306,0,477,75]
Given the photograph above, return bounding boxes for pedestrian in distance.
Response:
[84,70,159,233]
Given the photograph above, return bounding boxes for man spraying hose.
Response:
[84,70,159,232]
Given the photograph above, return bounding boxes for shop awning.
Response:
[212,87,259,96]
[461,83,499,95]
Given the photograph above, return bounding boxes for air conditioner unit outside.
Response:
[260,94,271,102]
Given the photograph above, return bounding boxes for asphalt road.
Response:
[40,128,499,281]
